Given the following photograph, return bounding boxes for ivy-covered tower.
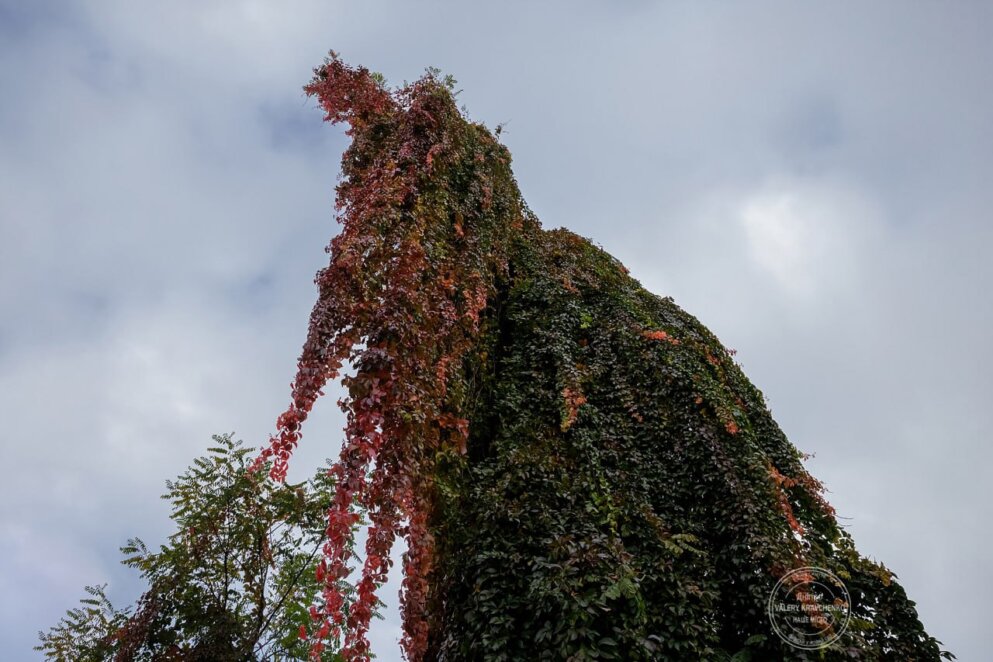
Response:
[258,54,951,661]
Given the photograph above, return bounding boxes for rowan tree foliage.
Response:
[252,52,954,661]
[37,435,368,661]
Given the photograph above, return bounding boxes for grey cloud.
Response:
[2,1,989,659]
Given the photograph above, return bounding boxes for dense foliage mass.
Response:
[38,436,364,661]
[257,53,952,661]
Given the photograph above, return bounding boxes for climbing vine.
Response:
[256,53,952,661]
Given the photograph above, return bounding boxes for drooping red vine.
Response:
[252,52,525,661]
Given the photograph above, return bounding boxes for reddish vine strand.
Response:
[252,52,515,661]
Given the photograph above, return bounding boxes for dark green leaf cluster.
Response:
[397,81,954,659]
[426,229,952,660]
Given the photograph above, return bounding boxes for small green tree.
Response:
[37,434,373,661]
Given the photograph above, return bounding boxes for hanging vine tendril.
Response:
[252,52,527,660]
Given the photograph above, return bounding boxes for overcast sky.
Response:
[2,1,990,659]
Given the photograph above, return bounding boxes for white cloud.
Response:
[739,178,882,297]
